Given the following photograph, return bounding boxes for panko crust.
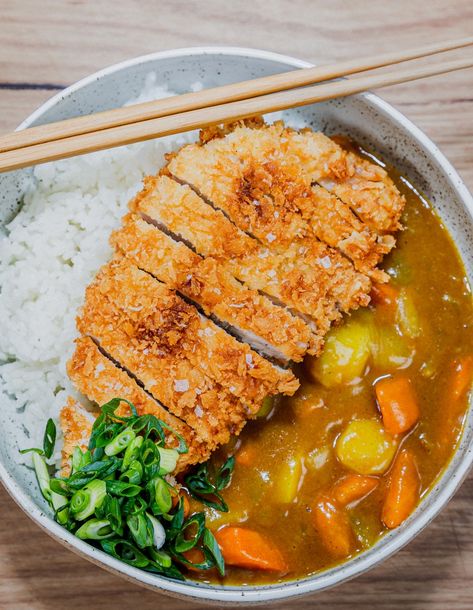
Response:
[67,336,207,470]
[59,397,94,476]
[111,214,316,361]
[78,258,298,403]
[189,120,405,235]
[167,122,403,280]
[130,175,370,338]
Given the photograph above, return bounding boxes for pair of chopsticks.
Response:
[1,37,473,173]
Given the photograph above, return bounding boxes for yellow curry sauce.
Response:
[187,160,473,585]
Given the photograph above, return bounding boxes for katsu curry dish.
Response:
[8,117,473,584]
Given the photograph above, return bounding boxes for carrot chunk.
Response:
[375,375,420,435]
[331,474,379,506]
[439,356,473,447]
[381,449,420,529]
[311,494,355,558]
[215,526,288,572]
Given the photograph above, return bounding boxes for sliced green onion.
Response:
[120,459,143,485]
[32,452,51,502]
[49,478,70,497]
[122,435,143,471]
[51,491,70,526]
[148,477,172,515]
[101,539,149,568]
[146,512,166,549]
[70,479,106,521]
[203,528,225,576]
[71,447,91,474]
[157,448,179,475]
[104,426,136,456]
[106,480,141,497]
[127,513,154,549]
[51,490,67,511]
[216,456,235,491]
[25,398,229,580]
[174,513,205,553]
[95,495,123,536]
[43,418,57,459]
[184,457,234,512]
[66,457,121,489]
[122,495,148,516]
[55,505,70,526]
[149,547,172,568]
[76,518,114,540]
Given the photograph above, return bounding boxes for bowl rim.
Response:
[1,45,473,604]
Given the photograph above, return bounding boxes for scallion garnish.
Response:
[22,397,228,580]
[184,456,235,512]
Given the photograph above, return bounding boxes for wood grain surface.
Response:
[1,1,472,608]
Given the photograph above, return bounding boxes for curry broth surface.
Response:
[190,164,473,586]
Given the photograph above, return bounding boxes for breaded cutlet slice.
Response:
[218,121,404,234]
[286,127,405,235]
[167,126,393,280]
[79,258,298,402]
[78,293,247,448]
[130,175,370,337]
[111,214,315,363]
[59,397,94,476]
[77,259,297,448]
[67,336,207,470]
[193,121,405,234]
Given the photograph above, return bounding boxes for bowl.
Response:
[1,46,472,604]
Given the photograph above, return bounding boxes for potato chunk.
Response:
[336,419,397,475]
[306,320,371,387]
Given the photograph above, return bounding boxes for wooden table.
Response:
[1,1,472,608]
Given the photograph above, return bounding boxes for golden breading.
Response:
[167,125,394,279]
[183,121,405,234]
[77,270,246,447]
[111,214,316,362]
[59,397,94,476]
[77,259,298,448]
[288,128,405,234]
[67,336,208,470]
[130,175,371,336]
[79,258,298,402]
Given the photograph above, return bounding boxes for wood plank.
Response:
[0,0,472,607]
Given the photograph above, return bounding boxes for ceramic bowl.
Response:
[1,47,472,604]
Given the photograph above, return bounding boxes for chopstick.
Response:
[1,46,472,173]
[1,36,472,156]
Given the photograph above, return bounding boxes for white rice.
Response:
[0,74,198,454]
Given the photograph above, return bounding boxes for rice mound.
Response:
[0,75,196,450]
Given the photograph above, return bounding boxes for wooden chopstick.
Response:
[1,53,472,173]
[1,36,473,156]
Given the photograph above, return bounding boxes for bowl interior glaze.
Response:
[0,47,472,604]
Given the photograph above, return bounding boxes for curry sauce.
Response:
[195,161,473,585]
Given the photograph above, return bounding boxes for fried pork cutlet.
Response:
[77,258,298,447]
[167,124,404,281]
[167,125,395,280]
[171,121,404,235]
[111,213,314,363]
[130,175,370,338]
[67,336,207,470]
[81,257,297,401]
[59,397,94,476]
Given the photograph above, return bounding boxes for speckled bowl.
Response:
[1,47,472,604]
